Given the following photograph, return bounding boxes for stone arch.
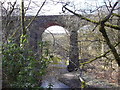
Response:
[29,15,80,72]
[42,25,69,60]
[29,15,67,51]
[43,22,64,29]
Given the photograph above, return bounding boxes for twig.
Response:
[101,1,119,23]
[7,0,17,17]
[10,0,47,38]
[63,4,120,30]
[25,0,32,11]
[25,0,47,29]
[45,29,56,47]
[80,42,120,65]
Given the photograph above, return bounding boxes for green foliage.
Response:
[2,38,51,88]
[81,81,86,88]
[50,56,62,64]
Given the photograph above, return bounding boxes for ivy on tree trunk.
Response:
[20,0,26,46]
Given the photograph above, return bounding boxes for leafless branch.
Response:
[63,4,120,30]
[101,1,119,23]
[25,0,47,29]
[10,0,47,38]
[7,0,17,17]
[80,42,120,65]
[45,30,56,47]
[25,0,32,11]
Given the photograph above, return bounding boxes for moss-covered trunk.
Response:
[20,0,26,46]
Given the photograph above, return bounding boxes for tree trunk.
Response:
[117,1,120,85]
[0,2,2,89]
[20,0,26,46]
[99,25,120,66]
[21,0,25,36]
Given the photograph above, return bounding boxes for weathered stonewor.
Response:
[68,30,79,72]
[3,15,81,71]
[27,15,80,71]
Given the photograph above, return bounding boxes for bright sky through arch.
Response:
[45,26,68,34]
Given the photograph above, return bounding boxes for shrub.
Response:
[2,39,51,88]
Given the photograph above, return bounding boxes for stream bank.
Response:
[40,60,120,89]
[40,61,70,89]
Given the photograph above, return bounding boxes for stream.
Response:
[40,61,70,89]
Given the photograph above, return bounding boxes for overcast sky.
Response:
[2,0,118,15]
[1,0,118,33]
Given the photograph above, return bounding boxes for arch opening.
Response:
[42,25,69,64]
[45,25,68,34]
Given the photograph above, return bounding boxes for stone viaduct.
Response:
[28,15,80,72]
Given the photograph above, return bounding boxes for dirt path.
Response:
[41,61,70,88]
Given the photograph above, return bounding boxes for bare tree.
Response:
[61,0,120,85]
